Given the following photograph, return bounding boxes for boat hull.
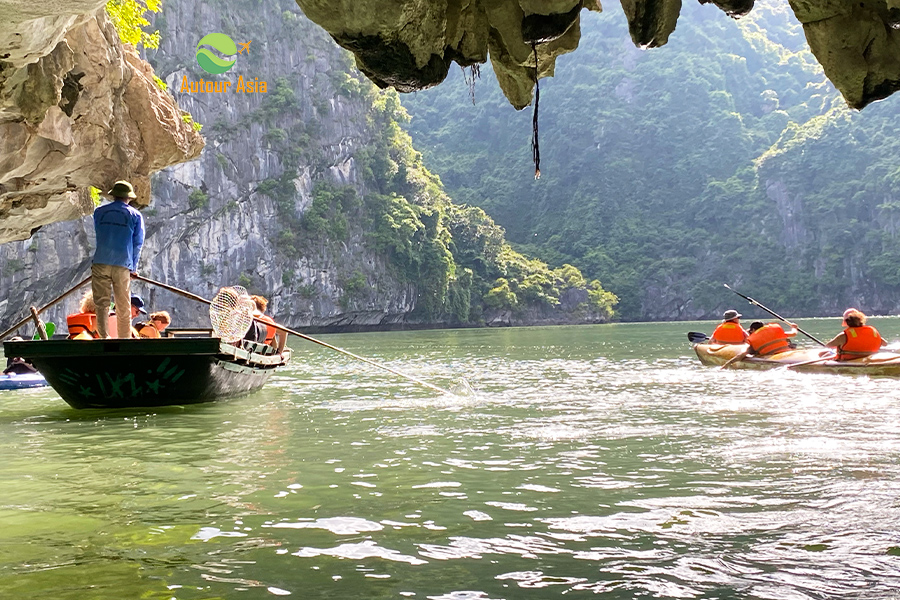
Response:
[693,343,900,377]
[3,338,289,409]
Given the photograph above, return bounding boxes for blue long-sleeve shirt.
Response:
[93,200,145,272]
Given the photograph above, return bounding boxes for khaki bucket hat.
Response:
[108,180,137,199]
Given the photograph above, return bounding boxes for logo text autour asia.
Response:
[182,32,267,94]
[180,77,266,93]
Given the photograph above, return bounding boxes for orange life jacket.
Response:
[67,313,99,339]
[711,321,747,344]
[837,326,882,360]
[256,313,277,344]
[748,323,791,356]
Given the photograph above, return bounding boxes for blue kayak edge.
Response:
[0,373,49,390]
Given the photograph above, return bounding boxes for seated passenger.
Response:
[242,314,267,344]
[826,308,886,361]
[109,295,147,339]
[136,311,171,339]
[721,321,800,368]
[250,295,277,346]
[3,336,38,374]
[710,310,748,345]
[67,291,100,339]
[747,321,798,356]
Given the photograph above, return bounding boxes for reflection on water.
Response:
[2,321,900,599]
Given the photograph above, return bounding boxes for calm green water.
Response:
[2,320,900,600]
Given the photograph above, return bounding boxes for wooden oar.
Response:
[0,275,92,340]
[723,284,826,347]
[134,274,454,395]
[781,351,836,370]
[29,307,48,340]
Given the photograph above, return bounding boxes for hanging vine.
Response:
[462,64,481,106]
[531,43,541,180]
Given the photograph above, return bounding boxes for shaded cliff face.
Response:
[0,2,203,243]
[295,0,900,111]
[140,0,419,329]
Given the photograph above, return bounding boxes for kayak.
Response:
[693,343,900,377]
[0,372,49,390]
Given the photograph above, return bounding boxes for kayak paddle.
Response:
[723,284,826,346]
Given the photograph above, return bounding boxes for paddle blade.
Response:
[687,331,709,343]
[31,321,54,340]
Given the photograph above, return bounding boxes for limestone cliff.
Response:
[0,1,203,243]
[2,0,898,249]
[295,0,900,111]
[0,0,612,333]
[0,0,412,331]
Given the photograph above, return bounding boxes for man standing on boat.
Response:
[91,180,145,339]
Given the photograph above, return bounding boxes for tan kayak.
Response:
[693,343,900,377]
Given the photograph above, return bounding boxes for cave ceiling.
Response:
[294,0,900,111]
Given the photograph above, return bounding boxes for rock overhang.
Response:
[295,0,900,111]
[0,1,204,243]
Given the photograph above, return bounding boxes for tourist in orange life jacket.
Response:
[747,321,798,356]
[250,295,278,346]
[722,320,801,368]
[825,308,886,360]
[710,310,749,344]
[108,295,147,339]
[136,311,171,339]
[66,291,100,339]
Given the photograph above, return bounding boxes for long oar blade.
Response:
[781,352,836,371]
[723,284,826,347]
[134,274,454,396]
[687,331,709,343]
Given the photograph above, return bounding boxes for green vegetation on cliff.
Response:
[217,17,618,325]
[141,0,612,326]
[401,1,900,320]
[256,83,617,324]
[360,90,617,323]
[106,0,161,49]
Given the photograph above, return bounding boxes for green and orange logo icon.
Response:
[196,33,240,75]
[184,35,262,94]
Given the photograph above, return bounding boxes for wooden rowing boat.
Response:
[3,334,291,409]
[693,343,900,377]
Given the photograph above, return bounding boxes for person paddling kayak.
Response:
[721,320,799,368]
[825,308,886,360]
